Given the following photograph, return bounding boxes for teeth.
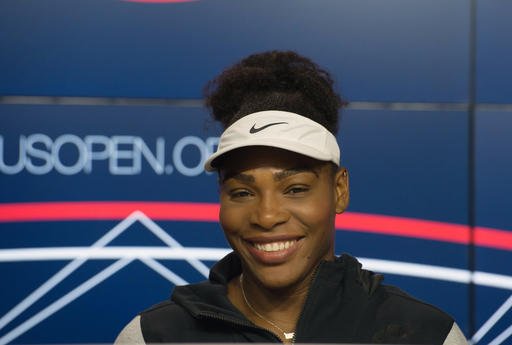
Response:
[254,240,296,252]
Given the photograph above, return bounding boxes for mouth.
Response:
[252,240,298,252]
[244,237,303,264]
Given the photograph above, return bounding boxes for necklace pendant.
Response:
[284,332,295,340]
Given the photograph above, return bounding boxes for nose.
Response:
[250,192,289,230]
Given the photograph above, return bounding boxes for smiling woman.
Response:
[217,145,345,290]
[114,50,468,344]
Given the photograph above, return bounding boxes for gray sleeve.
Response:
[114,315,145,345]
[443,322,468,345]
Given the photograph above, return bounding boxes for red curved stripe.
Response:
[0,202,510,251]
[122,0,197,3]
[0,202,219,222]
[335,212,470,245]
[473,227,512,251]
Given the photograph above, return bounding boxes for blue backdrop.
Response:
[0,1,511,344]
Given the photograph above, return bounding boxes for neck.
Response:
[239,272,311,334]
[248,274,309,304]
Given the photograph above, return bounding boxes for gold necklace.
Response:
[239,274,295,341]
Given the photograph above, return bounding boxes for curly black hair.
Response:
[203,50,346,134]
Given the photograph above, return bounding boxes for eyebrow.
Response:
[228,173,255,183]
[273,167,319,181]
[221,166,318,184]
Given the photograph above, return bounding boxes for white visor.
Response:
[204,110,340,172]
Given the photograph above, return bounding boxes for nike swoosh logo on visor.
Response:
[249,122,288,134]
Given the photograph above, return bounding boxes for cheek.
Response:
[219,207,233,233]
[219,207,239,249]
[290,190,336,228]
[219,202,245,236]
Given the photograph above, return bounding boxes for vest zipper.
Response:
[291,261,324,344]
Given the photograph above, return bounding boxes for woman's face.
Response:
[218,147,349,290]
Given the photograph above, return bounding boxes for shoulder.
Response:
[114,300,197,344]
[368,284,460,343]
[139,299,197,340]
[377,284,452,318]
[338,254,454,325]
[114,315,145,345]
[334,255,462,343]
[443,322,468,345]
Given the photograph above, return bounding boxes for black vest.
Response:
[140,253,454,344]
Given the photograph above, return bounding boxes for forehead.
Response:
[217,146,325,177]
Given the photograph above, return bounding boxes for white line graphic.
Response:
[472,294,512,344]
[0,247,231,262]
[488,323,512,345]
[359,258,512,290]
[0,212,140,332]
[121,214,210,278]
[359,258,471,283]
[473,272,512,291]
[0,258,133,345]
[140,257,188,286]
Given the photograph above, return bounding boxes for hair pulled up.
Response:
[204,50,345,134]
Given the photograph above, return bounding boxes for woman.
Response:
[116,51,467,344]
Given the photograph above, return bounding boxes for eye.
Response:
[285,185,309,196]
[229,189,253,199]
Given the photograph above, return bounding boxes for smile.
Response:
[253,240,297,252]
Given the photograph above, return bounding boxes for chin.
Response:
[249,265,308,290]
[257,276,297,291]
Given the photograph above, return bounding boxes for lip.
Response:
[243,235,304,265]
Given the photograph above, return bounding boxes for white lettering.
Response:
[110,136,139,175]
[84,135,111,174]
[25,134,52,175]
[52,134,88,175]
[0,135,24,174]
[0,134,219,177]
[205,137,219,156]
[173,136,209,177]
[136,137,165,175]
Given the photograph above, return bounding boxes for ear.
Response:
[334,167,349,214]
